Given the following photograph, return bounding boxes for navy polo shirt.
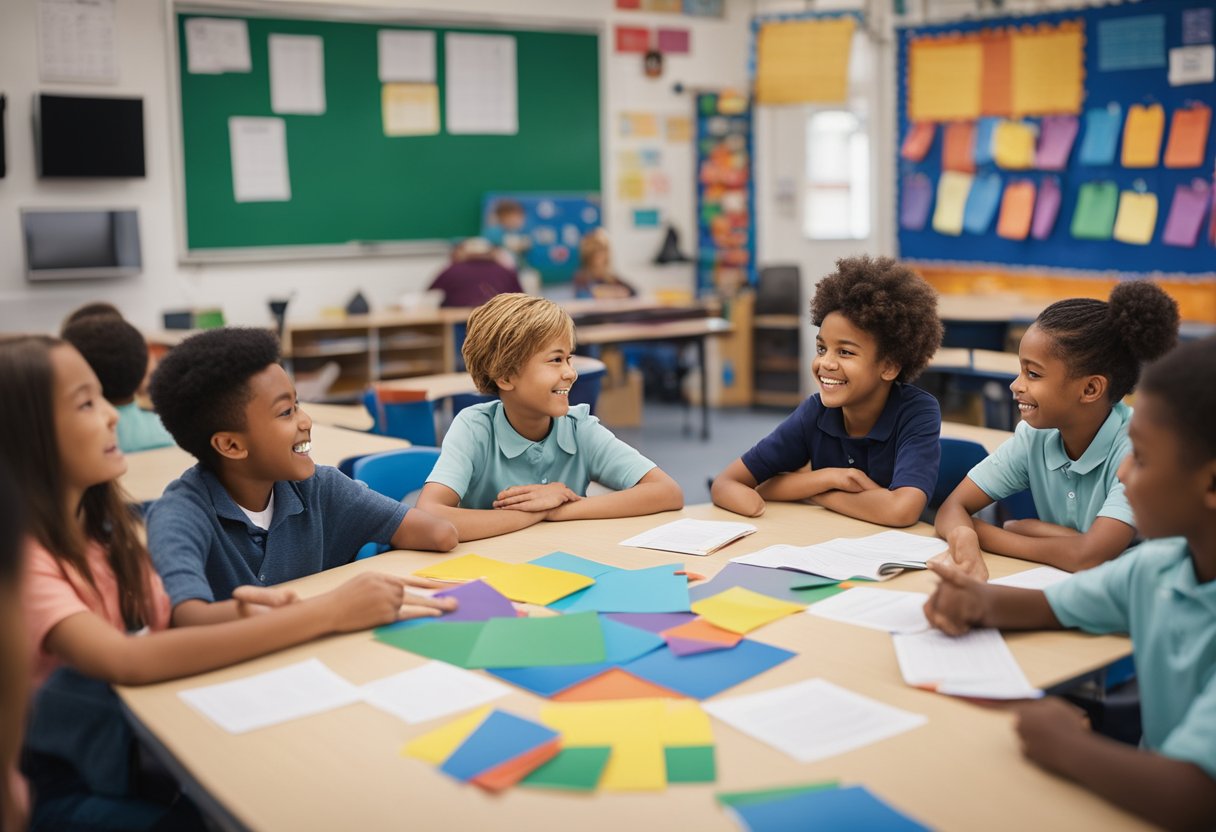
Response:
[740,382,941,498]
[146,464,408,606]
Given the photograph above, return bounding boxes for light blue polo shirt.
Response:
[115,401,174,453]
[967,402,1134,531]
[427,401,657,510]
[1045,538,1216,778]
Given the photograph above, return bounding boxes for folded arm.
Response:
[810,484,927,528]
[546,468,683,522]
[417,482,547,542]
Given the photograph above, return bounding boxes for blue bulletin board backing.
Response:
[896,0,1215,276]
[480,193,602,284]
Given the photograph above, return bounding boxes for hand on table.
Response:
[492,482,582,512]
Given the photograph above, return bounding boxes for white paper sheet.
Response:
[185,17,251,75]
[178,659,362,734]
[733,531,947,581]
[990,566,1071,590]
[359,661,509,724]
[38,0,117,83]
[807,587,930,633]
[892,628,1042,700]
[619,518,757,557]
[1169,45,1215,86]
[704,678,927,764]
[269,34,326,115]
[378,29,435,83]
[229,116,291,202]
[445,33,517,135]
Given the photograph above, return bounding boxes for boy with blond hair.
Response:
[419,294,683,541]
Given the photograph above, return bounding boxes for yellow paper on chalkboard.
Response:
[1122,104,1165,168]
[382,83,439,137]
[618,171,646,202]
[909,40,982,122]
[1112,191,1158,245]
[993,121,1035,169]
[755,18,855,104]
[932,172,973,236]
[1009,26,1083,117]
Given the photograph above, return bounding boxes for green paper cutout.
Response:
[519,746,612,791]
[374,621,485,668]
[1070,181,1119,240]
[665,745,717,783]
[789,584,847,605]
[716,780,841,808]
[466,611,607,668]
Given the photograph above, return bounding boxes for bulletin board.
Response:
[173,8,600,259]
[896,0,1215,275]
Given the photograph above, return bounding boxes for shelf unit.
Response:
[752,267,803,408]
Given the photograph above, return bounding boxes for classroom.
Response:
[1,0,1214,829]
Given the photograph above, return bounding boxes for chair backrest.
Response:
[941,320,1010,352]
[568,366,605,415]
[930,437,989,509]
[363,386,438,446]
[756,265,801,315]
[352,447,442,503]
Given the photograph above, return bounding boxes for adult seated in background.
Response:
[428,238,524,308]
[572,229,636,299]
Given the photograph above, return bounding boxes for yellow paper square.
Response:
[600,740,667,791]
[412,555,593,605]
[382,83,439,136]
[1112,191,1158,245]
[402,706,492,765]
[690,587,804,635]
[618,171,646,202]
[1122,104,1165,168]
[909,40,982,122]
[932,171,973,236]
[541,700,666,744]
[756,17,855,105]
[992,120,1036,169]
[661,701,714,747]
[1010,27,1083,116]
[413,554,511,583]
[665,115,692,142]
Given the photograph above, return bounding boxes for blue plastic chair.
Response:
[930,437,989,510]
[351,447,442,559]
[363,386,438,446]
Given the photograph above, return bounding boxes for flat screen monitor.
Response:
[21,209,142,281]
[35,94,145,177]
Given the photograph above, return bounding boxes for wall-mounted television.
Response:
[21,209,142,281]
[34,94,145,178]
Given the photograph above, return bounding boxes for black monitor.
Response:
[21,209,142,281]
[35,94,145,178]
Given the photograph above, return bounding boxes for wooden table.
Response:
[377,356,606,401]
[117,503,1143,832]
[941,420,1013,453]
[930,347,1021,377]
[298,402,374,432]
[118,423,410,503]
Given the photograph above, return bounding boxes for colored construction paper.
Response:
[1098,14,1165,71]
[614,25,650,54]
[962,173,1003,234]
[689,562,833,604]
[908,40,981,122]
[663,618,743,650]
[375,620,485,667]
[661,699,715,746]
[404,706,492,765]
[605,611,697,634]
[996,180,1036,240]
[1071,181,1119,240]
[1035,115,1078,170]
[664,746,716,783]
[656,27,689,54]
[529,552,620,579]
[717,781,840,808]
[552,668,686,702]
[434,580,516,623]
[992,120,1035,169]
[622,640,796,699]
[899,122,934,162]
[980,34,1012,118]
[555,564,691,614]
[899,173,934,231]
[1122,103,1165,168]
[541,698,667,744]
[599,617,667,662]
[755,17,854,105]
[789,583,848,605]
[1162,182,1211,247]
[1030,175,1063,240]
[440,710,559,781]
[732,785,930,832]
[1164,104,1212,168]
[1112,191,1159,245]
[1079,104,1123,166]
[601,740,666,791]
[414,554,594,606]
[932,172,972,236]
[942,121,975,172]
[471,739,561,792]
[974,117,999,165]
[467,611,606,668]
[488,662,612,698]
[665,636,729,657]
[1010,26,1083,117]
[519,746,612,791]
[691,587,804,635]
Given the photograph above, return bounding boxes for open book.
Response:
[731,531,948,582]
[619,518,758,557]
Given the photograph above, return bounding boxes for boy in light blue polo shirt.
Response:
[419,293,683,541]
[922,337,1216,829]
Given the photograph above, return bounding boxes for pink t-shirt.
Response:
[22,538,171,688]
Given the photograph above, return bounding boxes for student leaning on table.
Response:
[933,281,1179,580]
[418,293,683,542]
[711,255,943,528]
[924,337,1216,832]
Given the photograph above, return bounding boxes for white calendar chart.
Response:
[38,0,118,83]
[444,33,517,135]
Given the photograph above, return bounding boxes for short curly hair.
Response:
[149,328,281,469]
[810,256,942,382]
[462,294,575,395]
[61,316,149,403]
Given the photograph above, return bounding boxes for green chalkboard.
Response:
[176,12,600,254]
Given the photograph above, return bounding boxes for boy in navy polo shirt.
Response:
[712,256,943,527]
[145,328,457,626]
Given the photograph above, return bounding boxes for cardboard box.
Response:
[597,368,643,428]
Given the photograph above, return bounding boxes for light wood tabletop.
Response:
[298,402,374,432]
[377,355,606,401]
[940,420,1013,453]
[930,347,1021,377]
[575,316,734,346]
[117,503,1143,832]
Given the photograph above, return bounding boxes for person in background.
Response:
[573,229,637,299]
[1,465,28,832]
[483,198,532,268]
[428,238,524,309]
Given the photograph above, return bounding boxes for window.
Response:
[804,109,870,240]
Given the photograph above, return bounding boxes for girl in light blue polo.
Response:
[934,280,1179,579]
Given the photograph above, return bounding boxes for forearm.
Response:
[811,487,925,528]
[710,479,765,517]
[420,501,545,542]
[171,598,242,627]
[755,470,837,502]
[1007,519,1080,539]
[390,508,458,552]
[934,499,979,540]
[974,522,1109,572]
[979,585,1062,630]
[548,480,683,522]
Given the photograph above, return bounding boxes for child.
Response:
[145,328,457,626]
[61,314,175,452]
[934,281,1178,579]
[572,229,636,299]
[418,293,683,541]
[922,336,1216,830]
[0,466,27,832]
[428,237,524,308]
[0,335,454,830]
[712,255,943,527]
[483,198,531,268]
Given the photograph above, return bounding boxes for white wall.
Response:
[0,0,750,333]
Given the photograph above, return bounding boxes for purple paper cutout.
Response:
[604,612,697,634]
[435,580,517,622]
[1036,116,1079,171]
[1162,182,1212,248]
[665,636,732,657]
[900,173,933,231]
[1031,176,1062,241]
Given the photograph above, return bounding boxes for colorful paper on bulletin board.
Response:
[645,0,682,12]
[621,112,660,139]
[1183,8,1213,45]
[1121,104,1165,168]
[942,122,976,172]
[618,171,646,202]
[996,180,1036,240]
[1163,104,1211,168]
[1035,115,1079,170]
[1098,14,1165,71]
[1071,181,1119,240]
[900,123,935,162]
[908,39,982,122]
[657,28,690,54]
[980,33,1012,117]
[899,173,934,231]
[647,171,671,196]
[665,115,693,142]
[615,0,641,8]
[755,17,855,105]
[633,208,661,228]
[381,83,439,136]
[1112,191,1158,245]
[1010,24,1084,117]
[932,172,972,236]
[963,173,1003,234]
[1162,182,1211,248]
[1079,104,1123,166]
[974,117,999,165]
[615,26,651,54]
[992,121,1035,169]
[1169,45,1216,86]
[1031,175,1063,240]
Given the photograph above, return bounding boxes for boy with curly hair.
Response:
[712,256,943,526]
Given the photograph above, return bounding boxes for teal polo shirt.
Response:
[427,401,657,509]
[967,402,1134,531]
[115,401,174,453]
[1045,538,1216,779]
